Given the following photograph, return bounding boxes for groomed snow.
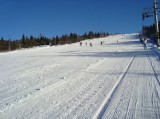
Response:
[0,34,160,119]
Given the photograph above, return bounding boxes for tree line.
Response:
[0,31,109,52]
[142,22,160,44]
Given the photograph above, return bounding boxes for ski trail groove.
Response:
[146,51,160,86]
[93,55,135,119]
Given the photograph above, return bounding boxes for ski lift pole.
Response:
[154,0,160,46]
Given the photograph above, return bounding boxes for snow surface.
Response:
[0,34,160,119]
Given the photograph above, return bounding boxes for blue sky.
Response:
[0,0,158,39]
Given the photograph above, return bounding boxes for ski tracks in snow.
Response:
[93,55,135,119]
[1,34,160,119]
[98,50,160,119]
[51,57,133,118]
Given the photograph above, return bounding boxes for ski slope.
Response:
[0,34,160,119]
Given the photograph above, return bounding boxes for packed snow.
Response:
[0,34,160,119]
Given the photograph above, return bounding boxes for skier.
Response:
[143,38,147,50]
[89,42,92,47]
[100,41,103,45]
[80,41,82,46]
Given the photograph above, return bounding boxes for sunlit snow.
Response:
[0,34,160,119]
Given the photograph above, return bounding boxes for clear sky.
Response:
[0,0,158,39]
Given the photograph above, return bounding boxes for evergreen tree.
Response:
[1,37,4,41]
[21,34,26,48]
[88,31,94,39]
[55,36,59,45]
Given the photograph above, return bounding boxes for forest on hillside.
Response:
[142,22,160,45]
[0,31,109,52]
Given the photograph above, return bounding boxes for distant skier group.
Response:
[79,41,105,47]
[80,41,93,47]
